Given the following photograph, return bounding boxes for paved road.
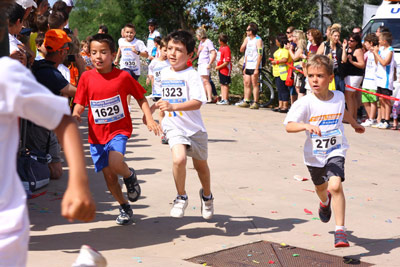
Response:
[28,102,400,266]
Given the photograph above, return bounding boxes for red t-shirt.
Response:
[74,68,146,144]
[217,45,231,76]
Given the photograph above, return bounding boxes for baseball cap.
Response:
[44,29,72,52]
[62,0,74,7]
[16,0,37,9]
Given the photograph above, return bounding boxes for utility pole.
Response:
[321,0,324,34]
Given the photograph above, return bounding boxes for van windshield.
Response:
[363,19,400,49]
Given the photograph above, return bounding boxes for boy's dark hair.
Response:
[160,37,168,49]
[124,23,136,31]
[89,33,116,53]
[219,33,228,44]
[349,33,362,49]
[248,22,258,35]
[276,33,288,48]
[166,30,195,54]
[99,25,108,34]
[377,26,389,33]
[7,3,25,25]
[380,32,392,45]
[48,11,65,29]
[35,32,45,46]
[36,15,49,33]
[306,54,334,76]
[52,1,69,21]
[364,33,379,46]
[154,36,162,46]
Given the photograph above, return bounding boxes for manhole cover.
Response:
[186,241,373,266]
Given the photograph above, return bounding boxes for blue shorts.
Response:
[90,134,128,172]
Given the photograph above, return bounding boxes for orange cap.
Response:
[44,29,72,53]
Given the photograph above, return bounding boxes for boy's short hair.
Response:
[166,30,195,54]
[35,32,45,46]
[380,32,392,45]
[98,25,108,34]
[7,3,25,25]
[36,15,49,33]
[160,37,168,49]
[218,33,228,44]
[364,33,379,46]
[48,11,65,29]
[276,33,288,48]
[89,33,116,53]
[248,22,258,35]
[306,54,334,76]
[124,23,136,31]
[154,36,162,46]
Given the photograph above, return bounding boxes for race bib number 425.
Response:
[90,95,125,124]
[161,80,188,103]
[311,129,342,155]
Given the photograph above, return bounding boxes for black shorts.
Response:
[377,87,392,96]
[152,97,161,102]
[307,156,345,186]
[218,72,231,85]
[245,69,255,75]
[122,68,139,81]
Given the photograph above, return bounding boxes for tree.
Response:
[210,0,319,57]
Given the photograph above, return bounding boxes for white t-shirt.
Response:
[198,39,215,65]
[0,57,70,266]
[376,46,396,90]
[245,35,263,69]
[160,66,207,136]
[148,59,170,97]
[9,33,22,54]
[362,51,377,90]
[118,38,147,75]
[147,30,161,54]
[57,64,71,83]
[283,91,349,167]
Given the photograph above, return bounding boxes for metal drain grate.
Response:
[186,241,373,267]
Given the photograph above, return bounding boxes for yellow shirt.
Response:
[273,48,289,80]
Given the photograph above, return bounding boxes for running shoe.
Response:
[72,245,107,267]
[161,134,168,145]
[235,99,245,106]
[334,229,350,247]
[238,101,250,108]
[116,206,134,225]
[378,121,390,129]
[199,189,214,220]
[361,119,373,127]
[124,168,141,202]
[170,195,188,218]
[372,121,382,128]
[249,102,260,109]
[318,191,332,223]
[216,99,229,105]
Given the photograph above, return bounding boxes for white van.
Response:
[362,0,400,93]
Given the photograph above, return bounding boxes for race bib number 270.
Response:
[90,95,125,124]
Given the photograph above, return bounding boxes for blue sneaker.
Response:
[334,229,349,247]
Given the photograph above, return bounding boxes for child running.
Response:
[73,33,162,225]
[155,30,214,219]
[284,55,364,247]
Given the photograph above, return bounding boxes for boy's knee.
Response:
[173,155,187,167]
[328,176,343,194]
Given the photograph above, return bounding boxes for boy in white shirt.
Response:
[114,23,148,81]
[372,32,396,129]
[156,30,214,220]
[284,55,364,247]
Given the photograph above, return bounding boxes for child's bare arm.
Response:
[137,97,162,136]
[72,103,85,123]
[114,47,121,65]
[156,99,202,112]
[373,48,393,66]
[343,109,365,133]
[54,115,96,222]
[286,121,321,136]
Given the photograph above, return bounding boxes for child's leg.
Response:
[328,176,345,226]
[371,102,377,120]
[379,97,385,121]
[221,84,229,101]
[108,150,131,178]
[102,166,128,205]
[363,102,371,120]
[171,144,188,195]
[315,182,329,203]
[383,98,391,121]
[192,158,211,196]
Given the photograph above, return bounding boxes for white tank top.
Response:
[245,35,262,69]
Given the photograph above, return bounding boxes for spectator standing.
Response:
[287,30,307,99]
[215,33,232,105]
[146,18,161,61]
[98,24,108,34]
[271,33,289,113]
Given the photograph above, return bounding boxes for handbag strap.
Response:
[19,119,51,155]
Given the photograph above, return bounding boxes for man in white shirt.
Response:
[146,18,161,60]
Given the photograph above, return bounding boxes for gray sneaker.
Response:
[124,168,141,202]
[116,206,133,225]
[217,99,229,105]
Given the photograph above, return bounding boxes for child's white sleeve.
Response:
[0,58,70,130]
[148,60,155,76]
[283,97,308,125]
[139,40,147,52]
[187,71,207,104]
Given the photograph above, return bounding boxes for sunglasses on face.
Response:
[246,29,251,32]
[348,39,355,42]
[286,31,291,34]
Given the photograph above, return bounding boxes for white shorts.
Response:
[166,129,208,160]
[198,64,210,76]
[344,76,363,92]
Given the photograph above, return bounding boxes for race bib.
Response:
[216,51,221,62]
[90,95,125,124]
[161,80,188,103]
[311,129,342,155]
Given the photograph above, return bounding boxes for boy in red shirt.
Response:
[73,34,162,225]
[215,33,232,105]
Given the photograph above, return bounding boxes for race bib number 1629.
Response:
[90,95,125,124]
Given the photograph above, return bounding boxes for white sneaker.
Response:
[235,99,245,106]
[378,121,390,129]
[170,196,188,218]
[199,189,214,220]
[72,245,107,267]
[361,119,373,127]
[372,121,382,128]
[217,99,229,105]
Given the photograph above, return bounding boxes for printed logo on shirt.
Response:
[309,113,341,126]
